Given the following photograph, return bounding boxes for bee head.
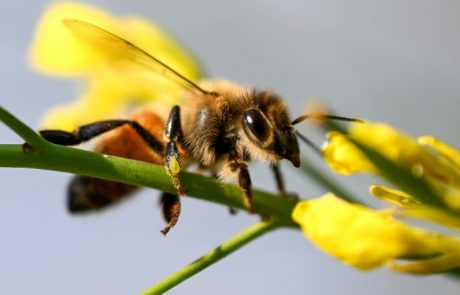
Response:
[240,90,300,167]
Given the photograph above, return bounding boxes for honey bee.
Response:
[40,19,358,235]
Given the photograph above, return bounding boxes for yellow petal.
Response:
[31,2,204,130]
[40,78,127,131]
[419,136,460,172]
[29,2,118,75]
[292,193,460,273]
[322,131,376,174]
[350,123,460,187]
[30,2,202,78]
[324,122,460,208]
[370,185,460,230]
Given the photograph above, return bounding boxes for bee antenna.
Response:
[295,130,322,156]
[291,114,364,125]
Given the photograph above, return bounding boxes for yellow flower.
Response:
[323,122,460,183]
[419,135,460,170]
[322,122,460,214]
[310,123,460,274]
[292,193,460,274]
[29,2,203,130]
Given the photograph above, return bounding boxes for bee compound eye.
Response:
[242,109,270,142]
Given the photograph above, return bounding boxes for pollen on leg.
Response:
[165,154,186,195]
[168,157,181,175]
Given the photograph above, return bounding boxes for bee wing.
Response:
[63,19,209,95]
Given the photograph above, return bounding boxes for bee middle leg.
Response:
[226,159,254,213]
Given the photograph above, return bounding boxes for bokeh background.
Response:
[1,0,460,294]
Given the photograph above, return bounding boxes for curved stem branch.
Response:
[0,106,48,149]
[142,220,280,295]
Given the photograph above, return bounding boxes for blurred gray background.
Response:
[1,0,460,294]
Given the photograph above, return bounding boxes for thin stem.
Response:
[0,106,48,149]
[141,220,280,295]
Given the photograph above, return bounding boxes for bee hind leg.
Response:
[39,119,164,154]
[164,106,186,195]
[159,192,181,235]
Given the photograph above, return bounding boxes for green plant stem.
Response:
[0,106,48,149]
[141,220,280,295]
[0,143,298,226]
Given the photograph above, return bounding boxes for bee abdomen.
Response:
[67,175,137,213]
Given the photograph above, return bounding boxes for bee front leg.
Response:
[271,163,299,201]
[165,106,186,195]
[271,163,287,196]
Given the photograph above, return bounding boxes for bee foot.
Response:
[244,196,255,214]
[160,192,181,235]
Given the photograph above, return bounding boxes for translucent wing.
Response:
[63,19,211,95]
